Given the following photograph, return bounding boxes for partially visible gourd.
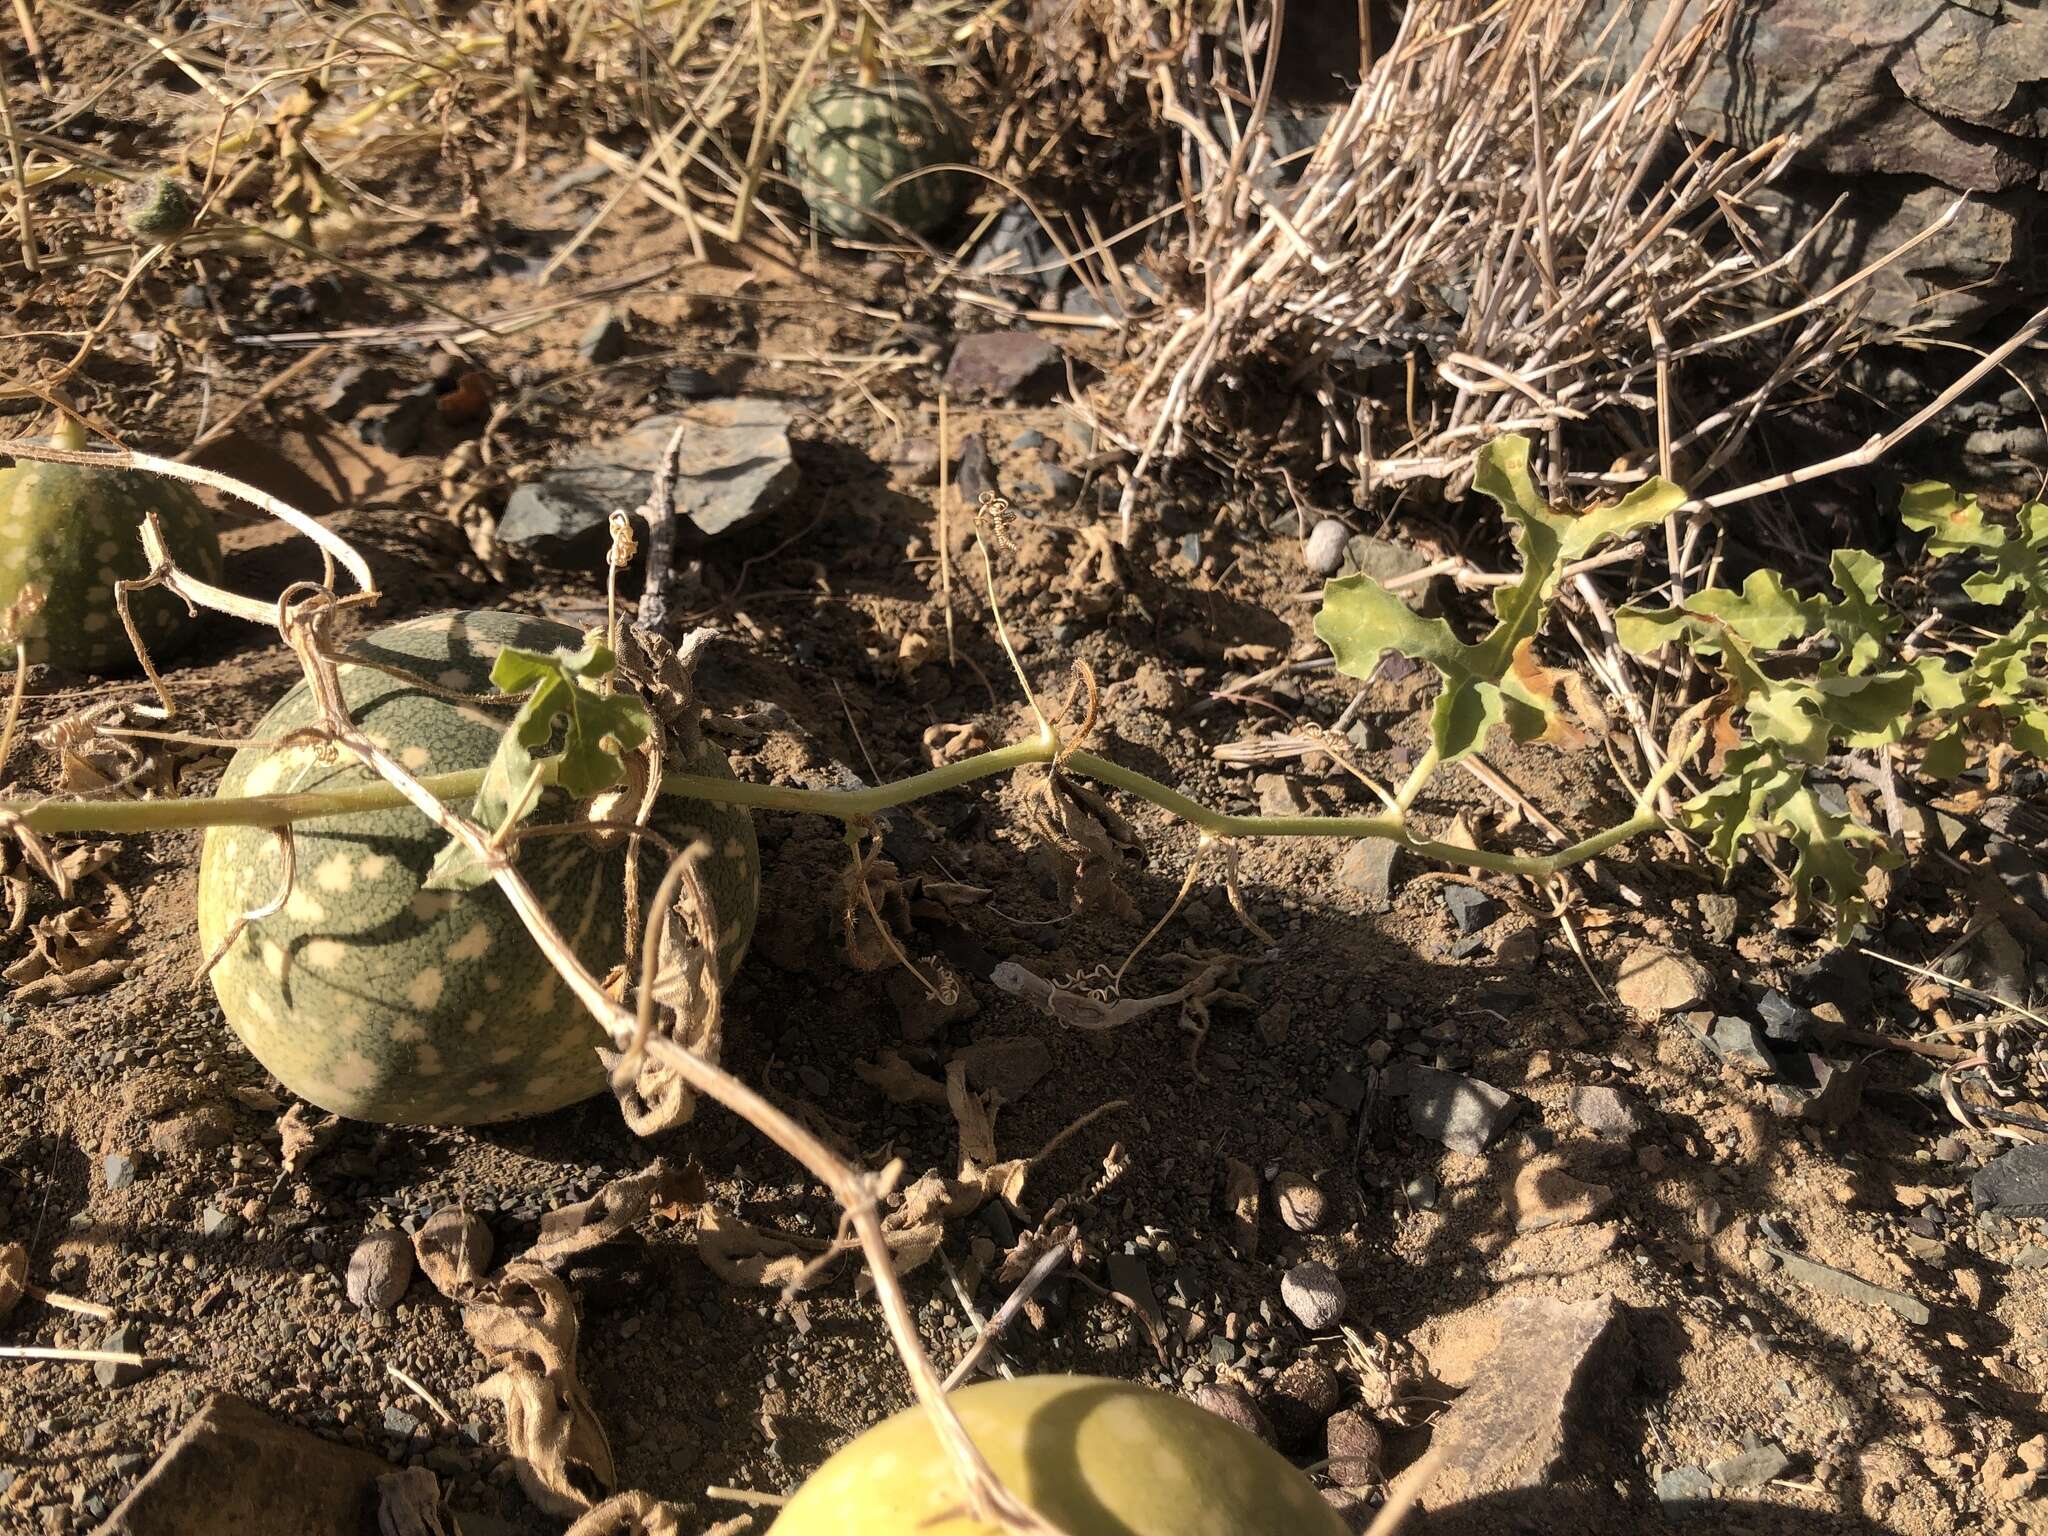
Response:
[0,414,222,671]
[783,23,970,241]
[768,1375,1351,1536]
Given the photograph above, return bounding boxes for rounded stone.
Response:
[1273,1171,1329,1234]
[1280,1260,1346,1331]
[1304,517,1351,577]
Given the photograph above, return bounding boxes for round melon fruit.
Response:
[0,420,222,672]
[196,609,759,1125]
[784,72,971,241]
[768,1375,1350,1536]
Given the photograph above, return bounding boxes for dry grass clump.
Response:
[1096,0,1961,531]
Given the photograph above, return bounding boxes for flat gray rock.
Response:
[498,400,799,558]
[1392,1064,1524,1155]
[1972,1144,2048,1218]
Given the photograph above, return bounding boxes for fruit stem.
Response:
[0,743,1667,878]
[52,409,85,453]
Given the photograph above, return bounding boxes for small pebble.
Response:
[1304,517,1350,577]
[1279,1260,1346,1330]
[1272,1171,1328,1234]
[345,1230,415,1312]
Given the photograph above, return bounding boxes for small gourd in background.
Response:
[0,414,223,671]
[783,19,971,241]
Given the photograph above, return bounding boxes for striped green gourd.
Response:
[784,72,970,241]
[197,609,760,1125]
[0,418,221,671]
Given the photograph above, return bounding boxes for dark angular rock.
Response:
[351,385,437,456]
[1707,1439,1790,1489]
[95,1322,148,1389]
[1768,1053,1867,1129]
[1706,1016,1777,1076]
[1570,1085,1645,1138]
[1337,840,1397,911]
[1104,1252,1164,1340]
[1391,1065,1524,1155]
[93,1394,392,1536]
[943,332,1061,402]
[1972,1144,2048,1218]
[315,364,401,423]
[954,1037,1052,1101]
[497,400,799,558]
[1657,1466,1715,1508]
[1442,887,1502,936]
[1755,989,1815,1045]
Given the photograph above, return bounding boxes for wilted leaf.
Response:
[414,1207,494,1298]
[694,1208,825,1290]
[277,1103,343,1175]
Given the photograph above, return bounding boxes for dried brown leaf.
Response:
[376,1468,455,1536]
[277,1102,343,1176]
[12,957,124,1002]
[414,1207,494,1299]
[694,1207,826,1290]
[564,1491,686,1536]
[467,1263,615,1517]
[855,1051,948,1106]
[527,1161,668,1272]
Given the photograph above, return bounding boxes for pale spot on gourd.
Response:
[468,1077,500,1098]
[303,938,347,970]
[446,922,491,962]
[405,968,445,1010]
[95,540,119,560]
[482,974,502,993]
[490,1045,521,1065]
[358,854,390,881]
[462,1011,485,1034]
[261,940,289,980]
[410,890,457,922]
[284,887,326,923]
[438,668,469,688]
[244,990,276,1027]
[400,745,432,771]
[82,611,109,634]
[415,1045,444,1075]
[313,853,355,893]
[331,1051,378,1095]
[390,1019,425,1044]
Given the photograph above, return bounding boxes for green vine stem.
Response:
[0,739,1671,883]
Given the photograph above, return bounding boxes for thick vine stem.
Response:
[0,741,1670,880]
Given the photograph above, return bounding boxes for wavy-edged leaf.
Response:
[1318,434,1678,763]
[1771,783,1897,942]
[425,641,650,890]
[1684,570,1819,650]
[1819,549,1894,675]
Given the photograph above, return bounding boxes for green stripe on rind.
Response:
[196,610,760,1126]
[0,463,222,671]
[784,74,970,240]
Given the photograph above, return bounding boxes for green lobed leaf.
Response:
[1316,434,1679,763]
[1818,549,1895,676]
[423,640,650,891]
